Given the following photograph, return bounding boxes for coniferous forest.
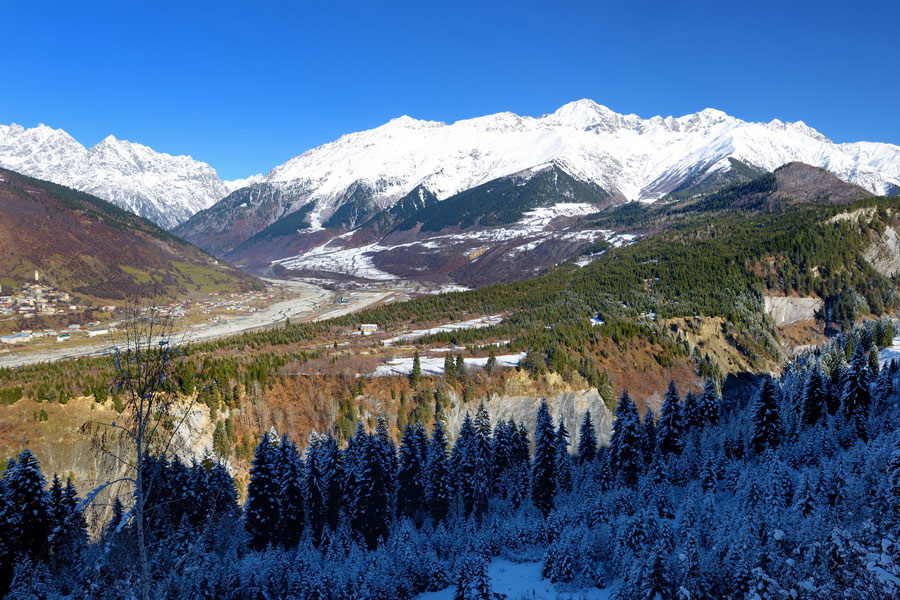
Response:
[1,322,899,599]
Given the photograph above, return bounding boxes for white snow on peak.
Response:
[258,100,900,226]
[0,123,231,228]
[224,173,266,194]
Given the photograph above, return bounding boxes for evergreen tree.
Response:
[681,391,703,433]
[841,343,872,439]
[889,436,900,525]
[577,410,598,463]
[657,380,684,455]
[643,408,657,463]
[751,377,782,454]
[351,433,391,549]
[425,419,453,523]
[697,378,720,426]
[611,392,643,487]
[374,416,397,515]
[491,420,513,480]
[456,354,466,379]
[318,434,344,533]
[555,420,573,493]
[452,413,477,518]
[396,424,427,523]
[276,437,305,548]
[800,369,827,427]
[245,436,280,550]
[410,351,422,386]
[306,435,327,544]
[3,450,52,560]
[443,355,456,381]
[531,401,557,517]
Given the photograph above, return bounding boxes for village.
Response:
[0,273,281,349]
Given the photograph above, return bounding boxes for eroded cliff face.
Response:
[864,225,900,278]
[0,395,219,506]
[763,296,823,326]
[440,387,614,449]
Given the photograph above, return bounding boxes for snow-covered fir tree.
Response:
[577,410,598,463]
[657,380,684,455]
[531,401,557,517]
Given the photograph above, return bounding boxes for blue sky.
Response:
[2,1,897,179]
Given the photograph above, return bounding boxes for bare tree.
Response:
[82,303,195,600]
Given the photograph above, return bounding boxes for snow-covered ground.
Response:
[273,201,637,282]
[372,352,526,377]
[276,242,398,281]
[416,558,611,600]
[382,315,504,346]
[879,337,900,366]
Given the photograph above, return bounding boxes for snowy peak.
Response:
[0,124,232,229]
[249,99,900,231]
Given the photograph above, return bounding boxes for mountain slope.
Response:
[0,124,230,228]
[177,99,900,263]
[0,168,259,300]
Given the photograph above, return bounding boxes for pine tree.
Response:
[396,424,427,523]
[318,434,344,533]
[681,391,703,433]
[611,392,643,487]
[453,413,477,518]
[3,450,52,560]
[441,354,455,381]
[531,401,557,517]
[643,408,657,463]
[577,410,598,462]
[657,380,684,455]
[801,370,827,427]
[491,420,513,482]
[841,343,872,439]
[245,436,280,550]
[276,436,305,548]
[306,435,327,544]
[410,351,422,386]
[638,544,675,600]
[351,433,391,549]
[426,419,453,523]
[471,406,492,520]
[0,483,18,598]
[888,436,900,525]
[697,378,720,426]
[374,416,397,515]
[456,354,466,379]
[555,420,573,493]
[50,477,88,573]
[752,377,782,454]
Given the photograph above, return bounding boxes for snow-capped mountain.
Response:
[0,123,231,228]
[242,99,900,230]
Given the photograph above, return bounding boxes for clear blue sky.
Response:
[2,1,897,179]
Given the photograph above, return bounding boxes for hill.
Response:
[0,168,260,301]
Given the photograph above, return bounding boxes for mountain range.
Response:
[0,124,251,228]
[4,101,900,235]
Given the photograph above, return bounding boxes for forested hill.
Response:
[306,166,900,372]
[0,168,260,300]
[2,318,898,598]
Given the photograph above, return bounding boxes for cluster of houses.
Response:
[0,280,75,318]
[194,291,273,316]
[0,321,116,346]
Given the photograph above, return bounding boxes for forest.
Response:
[1,319,898,599]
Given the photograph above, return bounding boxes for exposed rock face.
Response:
[763,295,823,326]
[441,388,615,449]
[864,225,900,278]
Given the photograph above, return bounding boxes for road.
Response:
[0,280,399,368]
